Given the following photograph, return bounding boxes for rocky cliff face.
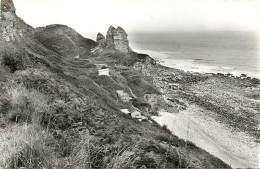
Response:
[0,0,34,42]
[97,26,131,53]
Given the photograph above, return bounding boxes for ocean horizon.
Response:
[129,32,259,78]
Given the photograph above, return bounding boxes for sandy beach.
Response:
[152,104,259,168]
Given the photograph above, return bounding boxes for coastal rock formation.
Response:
[106,26,116,46]
[97,26,131,53]
[96,32,106,47]
[113,26,130,53]
[0,0,34,42]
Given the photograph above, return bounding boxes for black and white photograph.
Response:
[0,0,259,168]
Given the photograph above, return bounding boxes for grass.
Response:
[0,124,56,168]
[121,70,160,97]
[4,82,50,123]
[34,24,97,59]
[0,38,231,168]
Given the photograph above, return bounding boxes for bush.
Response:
[162,124,172,134]
[2,54,21,73]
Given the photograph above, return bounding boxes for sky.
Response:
[14,0,259,39]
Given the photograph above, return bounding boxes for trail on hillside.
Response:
[152,105,259,168]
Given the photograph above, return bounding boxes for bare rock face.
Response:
[1,0,15,12]
[0,0,34,42]
[103,26,131,53]
[113,26,130,53]
[105,26,116,46]
[96,32,106,47]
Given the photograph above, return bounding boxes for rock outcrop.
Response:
[105,26,116,46]
[113,26,130,53]
[0,0,34,42]
[96,32,106,47]
[96,26,131,53]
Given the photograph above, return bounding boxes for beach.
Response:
[152,106,259,168]
[133,56,260,168]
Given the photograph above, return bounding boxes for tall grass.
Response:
[5,82,50,123]
[0,124,57,168]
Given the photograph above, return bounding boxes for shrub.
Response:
[162,124,172,134]
[0,98,12,115]
[1,53,25,73]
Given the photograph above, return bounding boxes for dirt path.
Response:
[152,105,259,168]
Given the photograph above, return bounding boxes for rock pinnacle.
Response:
[1,0,15,12]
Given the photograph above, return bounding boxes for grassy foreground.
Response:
[0,39,230,168]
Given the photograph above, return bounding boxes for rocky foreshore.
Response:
[133,60,260,167]
[134,60,260,137]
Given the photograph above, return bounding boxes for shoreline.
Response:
[133,48,260,79]
[151,107,259,168]
[134,53,260,168]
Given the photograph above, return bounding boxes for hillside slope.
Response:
[0,0,230,168]
[35,25,97,59]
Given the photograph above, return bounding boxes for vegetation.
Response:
[0,46,229,168]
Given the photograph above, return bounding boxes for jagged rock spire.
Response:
[117,26,127,37]
[0,0,34,42]
[1,0,15,12]
[106,26,116,46]
[103,25,131,53]
[97,32,105,41]
[96,32,106,47]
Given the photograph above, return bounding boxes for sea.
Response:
[128,32,259,79]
